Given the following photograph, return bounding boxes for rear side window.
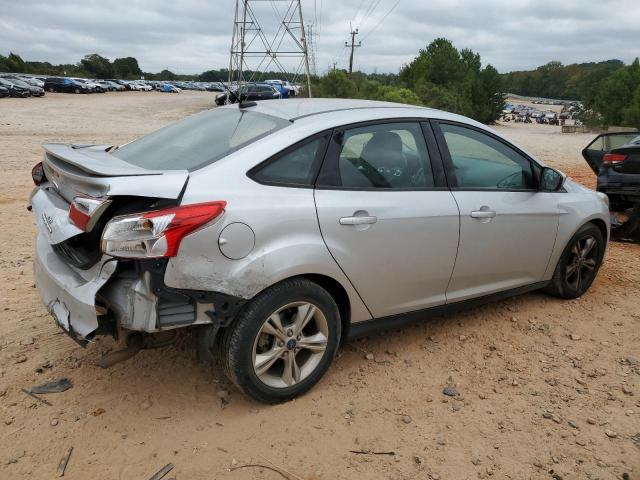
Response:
[250,136,327,187]
[586,133,640,152]
[111,109,289,171]
[317,122,434,189]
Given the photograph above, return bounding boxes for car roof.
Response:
[231,98,435,121]
[216,98,541,164]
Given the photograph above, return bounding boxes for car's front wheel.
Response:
[220,278,341,404]
[544,223,605,299]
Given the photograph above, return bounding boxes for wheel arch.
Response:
[299,273,352,341]
[587,218,608,244]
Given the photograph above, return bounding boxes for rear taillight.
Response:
[69,196,112,232]
[32,162,46,185]
[603,153,627,164]
[101,201,226,259]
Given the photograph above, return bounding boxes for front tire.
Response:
[220,278,341,404]
[544,223,605,299]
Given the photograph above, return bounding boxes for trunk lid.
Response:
[42,143,189,203]
[582,132,640,175]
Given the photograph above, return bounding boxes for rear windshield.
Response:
[111,108,289,171]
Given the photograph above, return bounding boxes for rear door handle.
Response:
[339,215,378,226]
[470,210,496,219]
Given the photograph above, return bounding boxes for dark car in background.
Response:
[215,83,280,106]
[2,76,44,96]
[44,77,91,94]
[0,77,30,97]
[583,131,640,241]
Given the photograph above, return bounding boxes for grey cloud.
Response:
[1,0,639,74]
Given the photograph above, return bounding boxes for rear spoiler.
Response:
[42,143,189,200]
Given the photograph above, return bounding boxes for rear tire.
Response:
[544,223,605,299]
[220,278,341,404]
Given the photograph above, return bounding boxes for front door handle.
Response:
[470,209,496,219]
[339,215,378,226]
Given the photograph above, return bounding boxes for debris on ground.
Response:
[148,463,174,480]
[21,388,52,406]
[31,378,73,394]
[56,446,73,477]
[443,385,459,397]
[350,449,395,455]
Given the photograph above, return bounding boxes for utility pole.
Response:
[345,27,361,75]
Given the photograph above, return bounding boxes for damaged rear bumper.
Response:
[34,231,117,343]
[35,233,246,342]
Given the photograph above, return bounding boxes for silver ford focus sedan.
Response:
[29,99,610,403]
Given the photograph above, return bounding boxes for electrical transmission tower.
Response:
[228,0,313,97]
[345,27,361,75]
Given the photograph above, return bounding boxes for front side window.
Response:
[251,137,326,186]
[318,122,434,189]
[111,109,289,171]
[440,123,535,190]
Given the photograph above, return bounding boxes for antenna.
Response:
[228,0,313,100]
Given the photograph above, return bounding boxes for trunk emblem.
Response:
[42,213,54,234]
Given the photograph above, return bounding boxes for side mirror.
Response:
[540,167,565,192]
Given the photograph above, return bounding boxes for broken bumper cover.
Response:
[34,231,117,342]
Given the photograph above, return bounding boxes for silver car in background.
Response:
[29,99,609,403]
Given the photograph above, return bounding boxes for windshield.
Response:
[112,108,290,171]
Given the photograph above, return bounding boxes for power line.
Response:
[361,0,401,41]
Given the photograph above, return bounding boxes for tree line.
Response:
[3,44,639,127]
[312,38,504,124]
[502,59,640,128]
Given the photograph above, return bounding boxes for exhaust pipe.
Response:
[97,333,143,368]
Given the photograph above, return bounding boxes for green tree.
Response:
[80,54,113,78]
[0,52,26,72]
[158,69,177,80]
[112,57,142,79]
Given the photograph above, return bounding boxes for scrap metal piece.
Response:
[56,446,73,477]
[31,378,73,394]
[148,463,174,480]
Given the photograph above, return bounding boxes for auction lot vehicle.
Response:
[30,99,610,403]
[0,77,31,97]
[44,77,91,94]
[215,83,280,105]
[583,132,640,241]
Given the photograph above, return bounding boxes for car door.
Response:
[433,121,561,302]
[582,132,640,174]
[314,120,460,318]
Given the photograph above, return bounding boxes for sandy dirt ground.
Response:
[0,91,638,480]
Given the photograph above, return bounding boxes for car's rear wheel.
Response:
[220,278,341,404]
[48,86,55,92]
[74,88,80,94]
[544,223,605,299]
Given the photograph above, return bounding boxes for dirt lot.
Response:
[0,92,638,480]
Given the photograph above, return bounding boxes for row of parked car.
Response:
[43,77,185,94]
[0,74,46,97]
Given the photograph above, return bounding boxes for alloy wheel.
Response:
[565,235,598,291]
[252,302,329,388]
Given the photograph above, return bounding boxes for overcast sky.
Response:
[2,0,639,76]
